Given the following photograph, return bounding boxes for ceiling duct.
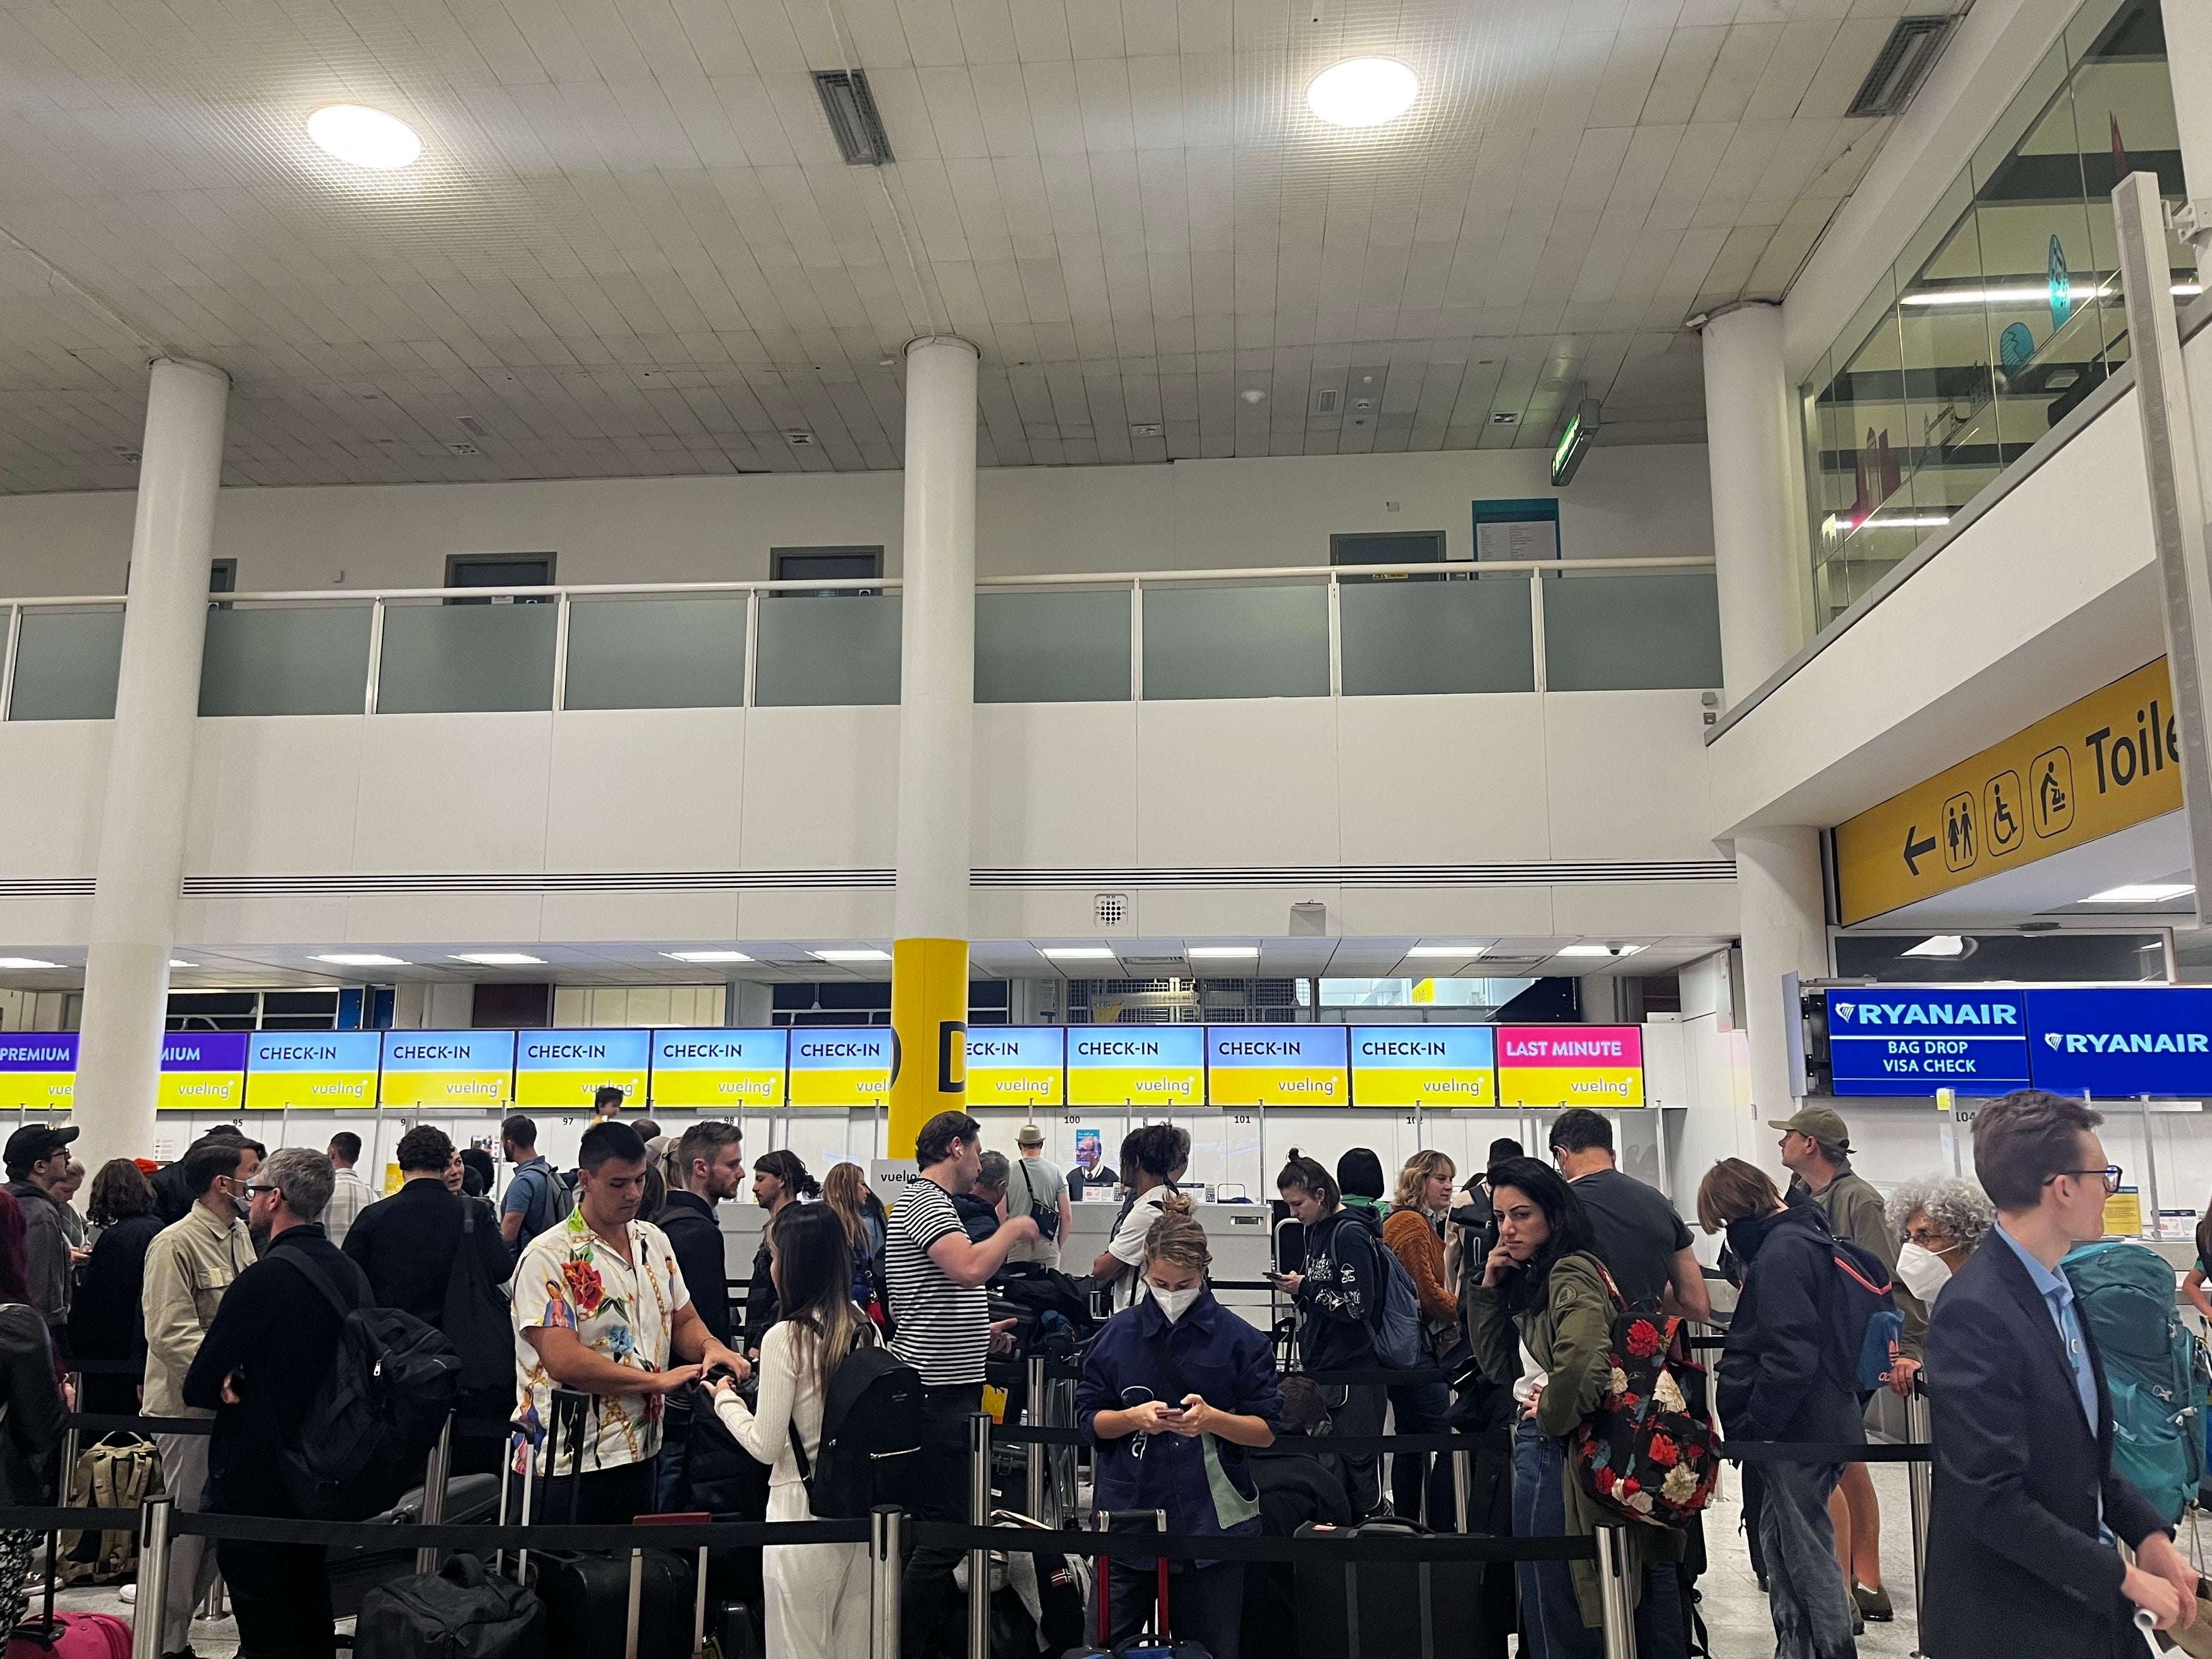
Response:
[814,70,895,166]
[1846,17,1954,119]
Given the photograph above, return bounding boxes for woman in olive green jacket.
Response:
[1465,1158,1684,1658]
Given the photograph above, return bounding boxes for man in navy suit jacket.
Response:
[1924,1090,2198,1657]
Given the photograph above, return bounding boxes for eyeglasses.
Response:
[242,1182,279,1198]
[2045,1165,2122,1195]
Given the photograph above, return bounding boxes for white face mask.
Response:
[1894,1241,1954,1303]
[1152,1284,1201,1323]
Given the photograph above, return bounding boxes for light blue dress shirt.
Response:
[1995,1224,2110,1541]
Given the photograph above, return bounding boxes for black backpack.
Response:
[786,1338,923,1518]
[440,1201,513,1395]
[277,1249,463,1520]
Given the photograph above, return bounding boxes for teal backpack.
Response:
[2061,1240,2202,1525]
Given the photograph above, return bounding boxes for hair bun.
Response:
[1158,1191,1196,1219]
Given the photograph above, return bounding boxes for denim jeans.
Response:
[1758,1459,1856,1659]
[1509,1417,1689,1659]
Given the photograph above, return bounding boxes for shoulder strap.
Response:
[274,1246,368,1320]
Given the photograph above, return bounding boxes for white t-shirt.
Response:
[1105,1187,1172,1312]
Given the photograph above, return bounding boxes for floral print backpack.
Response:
[1571,1265,1721,1527]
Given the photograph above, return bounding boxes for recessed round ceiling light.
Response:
[307,105,422,170]
[1307,58,1418,128]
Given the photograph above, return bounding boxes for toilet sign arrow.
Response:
[1903,825,1937,876]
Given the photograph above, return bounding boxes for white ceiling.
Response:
[0,932,1730,989]
[0,0,1917,493]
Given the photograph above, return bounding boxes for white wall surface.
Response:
[0,445,1713,597]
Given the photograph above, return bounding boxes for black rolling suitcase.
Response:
[1291,1517,1488,1659]
[1063,1509,1212,1659]
[518,1390,708,1659]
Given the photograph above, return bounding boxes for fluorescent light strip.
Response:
[1901,935,1967,958]
[2082,883,2195,903]
[662,949,752,963]
[813,949,892,963]
[0,957,60,969]
[451,952,545,966]
[169,959,198,969]
[312,953,410,968]
[1899,283,2200,306]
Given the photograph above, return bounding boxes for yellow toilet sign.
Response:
[1833,659,2182,924]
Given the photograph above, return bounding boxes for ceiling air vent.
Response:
[1119,955,1188,971]
[1847,17,1953,119]
[1094,893,1129,927]
[454,415,488,437]
[815,70,894,166]
[1316,388,1340,414]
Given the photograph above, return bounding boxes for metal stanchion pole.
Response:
[1026,1357,1048,1522]
[1595,1525,1638,1659]
[1907,1384,1933,1658]
[416,1412,454,1576]
[130,1496,174,1659]
[968,1413,993,1659]
[871,1506,904,1659]
[1453,1448,1471,1533]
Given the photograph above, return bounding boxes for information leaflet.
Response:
[1206,1025,1349,1106]
[1067,1026,1204,1106]
[1824,988,2031,1096]
[1497,1026,1644,1108]
[649,1029,788,1109]
[1351,1026,1497,1107]
[514,1029,650,1110]
[787,1027,891,1107]
[0,1033,75,1113]
[245,1031,380,1111]
[379,1030,516,1108]
[965,1027,1065,1107]
[157,1032,247,1112]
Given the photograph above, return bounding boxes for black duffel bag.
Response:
[355,1554,544,1659]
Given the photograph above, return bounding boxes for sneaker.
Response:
[117,1583,137,1605]
[1854,1583,1895,1622]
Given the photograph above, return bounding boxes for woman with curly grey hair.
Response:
[1883,1177,1995,1306]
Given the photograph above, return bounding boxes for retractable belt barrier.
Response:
[65,1411,210,1438]
[988,1418,1930,1464]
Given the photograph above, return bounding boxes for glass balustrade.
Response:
[1143,582,1330,700]
[1542,571,1725,691]
[976,589,1129,703]
[753,592,901,707]
[1339,573,1536,695]
[200,604,375,716]
[566,595,749,710]
[376,599,557,714]
[7,607,124,720]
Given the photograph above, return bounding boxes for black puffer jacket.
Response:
[1716,1195,1863,1446]
[0,1301,66,1504]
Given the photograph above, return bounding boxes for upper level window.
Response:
[1800,0,2189,630]
[445,552,556,604]
[772,545,883,595]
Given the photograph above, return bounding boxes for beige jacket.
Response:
[141,1204,257,1419]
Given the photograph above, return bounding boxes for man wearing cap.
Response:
[1775,1103,1925,1628]
[3,1123,80,1351]
[1004,1125,1069,1268]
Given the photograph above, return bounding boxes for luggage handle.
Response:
[635,1513,714,1659]
[1090,1509,1172,1645]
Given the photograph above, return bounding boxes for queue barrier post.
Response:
[969,1414,993,1659]
[1906,1383,1933,1657]
[416,1412,454,1577]
[871,1505,904,1659]
[130,1495,174,1659]
[1453,1449,1471,1534]
[1026,1358,1048,1525]
[1594,1524,1638,1659]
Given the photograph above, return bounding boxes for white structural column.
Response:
[887,337,980,1155]
[2166,0,2212,284]
[1702,305,1826,1111]
[1701,303,1805,706]
[73,360,229,1173]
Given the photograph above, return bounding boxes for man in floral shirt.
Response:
[513,1121,748,1520]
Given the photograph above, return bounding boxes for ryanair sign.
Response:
[1827,985,2212,1097]
[1825,989,2030,1095]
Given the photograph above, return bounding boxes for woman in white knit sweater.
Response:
[710,1201,874,1659]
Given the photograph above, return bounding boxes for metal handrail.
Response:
[0,554,1716,610]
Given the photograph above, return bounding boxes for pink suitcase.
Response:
[5,1610,134,1659]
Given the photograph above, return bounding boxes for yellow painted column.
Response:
[887,337,980,1157]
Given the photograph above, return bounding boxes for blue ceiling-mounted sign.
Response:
[2022,987,2212,1098]
[1825,987,2031,1096]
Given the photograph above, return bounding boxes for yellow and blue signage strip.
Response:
[648,1028,788,1109]
[245,1031,381,1111]
[1497,1026,1645,1109]
[157,1032,248,1112]
[965,1027,1065,1107]
[514,1029,650,1110]
[1067,1025,1204,1106]
[1351,1026,1497,1107]
[789,1026,894,1108]
[1206,1025,1349,1106]
[0,1033,76,1113]
[379,1030,516,1108]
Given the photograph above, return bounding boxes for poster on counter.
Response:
[1497,1025,1644,1108]
[245,1030,381,1111]
[1351,1025,1497,1107]
[964,1027,1065,1107]
[0,1033,75,1114]
[1066,1026,1204,1106]
[786,1027,892,1107]
[157,1032,247,1112]
[648,1028,787,1109]
[1206,1025,1349,1106]
[379,1030,516,1108]
[514,1029,650,1110]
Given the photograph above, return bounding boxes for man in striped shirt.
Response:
[889,1110,1038,1658]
